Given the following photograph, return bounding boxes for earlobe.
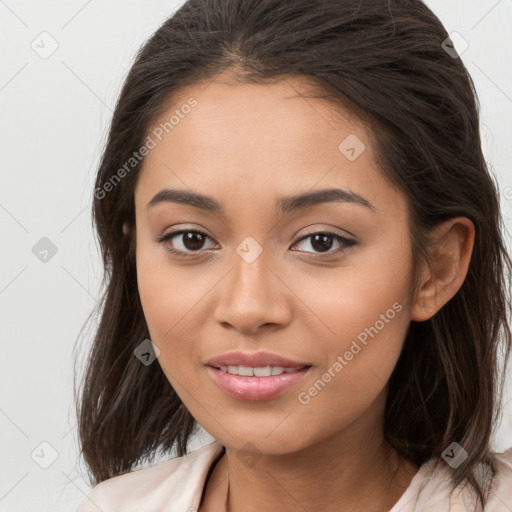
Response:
[123,222,129,235]
[410,217,475,322]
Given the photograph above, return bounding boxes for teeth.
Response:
[237,365,253,377]
[218,365,303,377]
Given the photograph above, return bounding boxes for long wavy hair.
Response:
[74,0,512,508]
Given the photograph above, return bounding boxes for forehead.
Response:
[147,75,369,162]
[135,76,405,218]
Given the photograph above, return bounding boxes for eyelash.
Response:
[155,229,356,259]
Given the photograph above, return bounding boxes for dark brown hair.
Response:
[74,0,512,508]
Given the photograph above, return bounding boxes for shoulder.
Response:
[484,447,512,510]
[390,447,512,511]
[448,447,512,511]
[75,440,224,512]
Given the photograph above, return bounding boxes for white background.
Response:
[1,1,511,510]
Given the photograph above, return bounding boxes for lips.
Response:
[206,351,312,369]
[206,365,313,401]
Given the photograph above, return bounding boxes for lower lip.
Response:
[206,365,313,401]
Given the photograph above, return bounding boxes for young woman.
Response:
[75,0,512,510]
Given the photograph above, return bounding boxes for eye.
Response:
[156,229,218,257]
[156,229,357,258]
[291,231,356,257]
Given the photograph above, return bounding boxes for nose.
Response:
[213,255,293,335]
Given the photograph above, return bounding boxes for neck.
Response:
[225,442,415,512]
[216,393,418,512]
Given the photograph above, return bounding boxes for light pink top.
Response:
[76,441,512,511]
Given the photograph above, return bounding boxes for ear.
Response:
[410,217,475,322]
[122,222,130,234]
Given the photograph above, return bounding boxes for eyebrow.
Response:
[146,187,376,215]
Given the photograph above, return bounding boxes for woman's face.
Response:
[133,76,417,454]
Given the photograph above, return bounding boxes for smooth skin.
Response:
[130,73,475,512]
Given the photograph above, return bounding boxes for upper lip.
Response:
[206,351,312,369]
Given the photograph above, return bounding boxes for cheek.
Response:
[136,250,171,336]
[294,240,412,400]
[136,241,185,350]
[291,288,409,445]
[135,242,215,373]
[295,237,411,345]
